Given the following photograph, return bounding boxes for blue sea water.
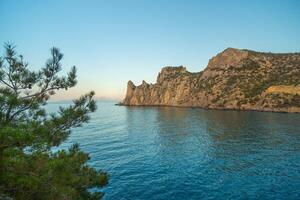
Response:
[48,101,300,200]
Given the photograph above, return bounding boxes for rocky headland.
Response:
[120,48,300,113]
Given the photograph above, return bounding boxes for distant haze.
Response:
[1,0,300,100]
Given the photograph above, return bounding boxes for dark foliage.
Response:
[0,44,108,200]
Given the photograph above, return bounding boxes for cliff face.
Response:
[121,48,300,113]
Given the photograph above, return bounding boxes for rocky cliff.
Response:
[121,48,300,113]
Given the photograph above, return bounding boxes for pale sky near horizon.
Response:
[1,0,300,100]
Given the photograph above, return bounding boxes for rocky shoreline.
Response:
[120,48,300,113]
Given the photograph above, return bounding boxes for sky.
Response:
[1,0,300,101]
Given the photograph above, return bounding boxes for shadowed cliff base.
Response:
[120,48,300,113]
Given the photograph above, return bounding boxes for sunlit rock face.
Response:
[121,48,300,113]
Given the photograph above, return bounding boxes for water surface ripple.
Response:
[49,101,300,200]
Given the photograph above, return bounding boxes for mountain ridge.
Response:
[120,48,300,113]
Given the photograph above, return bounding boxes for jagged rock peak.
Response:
[207,47,249,69]
[160,66,187,73]
[127,80,136,88]
[142,80,148,85]
[157,66,187,83]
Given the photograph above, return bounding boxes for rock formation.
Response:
[121,48,300,113]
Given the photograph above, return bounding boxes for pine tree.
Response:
[0,44,108,200]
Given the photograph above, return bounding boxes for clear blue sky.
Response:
[1,0,300,100]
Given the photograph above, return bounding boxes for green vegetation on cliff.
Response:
[122,48,300,113]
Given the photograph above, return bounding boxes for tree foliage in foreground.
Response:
[0,44,108,200]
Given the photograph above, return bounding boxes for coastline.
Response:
[116,103,300,114]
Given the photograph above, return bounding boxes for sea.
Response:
[48,101,300,200]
